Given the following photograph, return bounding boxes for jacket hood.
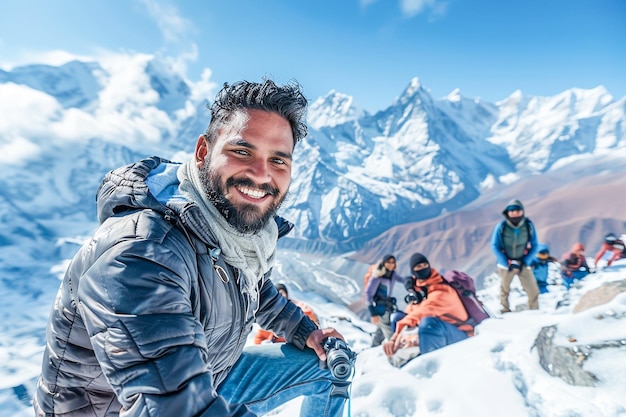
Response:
[537,243,550,253]
[96,157,175,225]
[502,199,525,217]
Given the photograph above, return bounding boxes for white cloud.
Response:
[96,53,161,110]
[0,83,62,132]
[359,0,379,8]
[139,0,198,74]
[140,0,193,45]
[0,51,205,166]
[0,50,93,71]
[0,136,41,165]
[190,67,218,102]
[400,0,448,19]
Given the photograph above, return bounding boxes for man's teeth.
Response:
[238,186,266,199]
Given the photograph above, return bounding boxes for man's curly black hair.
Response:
[204,79,308,147]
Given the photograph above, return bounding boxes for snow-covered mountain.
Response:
[2,54,625,259]
[307,89,367,129]
[286,78,625,252]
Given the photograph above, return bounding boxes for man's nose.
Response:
[247,158,271,183]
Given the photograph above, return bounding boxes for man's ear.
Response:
[195,135,208,167]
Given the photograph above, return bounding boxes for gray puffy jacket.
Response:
[34,157,317,416]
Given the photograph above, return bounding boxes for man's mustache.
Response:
[226,177,279,197]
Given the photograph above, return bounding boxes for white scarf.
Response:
[177,161,278,302]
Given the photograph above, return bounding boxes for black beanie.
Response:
[275,283,288,296]
[409,253,429,270]
[382,254,396,264]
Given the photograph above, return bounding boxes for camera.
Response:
[320,337,357,381]
[372,296,397,314]
[404,287,427,304]
[508,259,521,271]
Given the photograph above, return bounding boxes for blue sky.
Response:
[1,0,624,112]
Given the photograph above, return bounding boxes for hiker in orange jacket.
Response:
[254,283,319,344]
[383,253,470,357]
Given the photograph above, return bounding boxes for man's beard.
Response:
[198,160,284,233]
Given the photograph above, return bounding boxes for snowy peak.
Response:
[445,88,462,102]
[145,59,192,113]
[552,85,613,116]
[489,84,624,172]
[394,76,432,106]
[496,89,526,108]
[0,60,103,109]
[307,89,366,129]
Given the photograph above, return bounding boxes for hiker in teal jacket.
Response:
[490,199,540,313]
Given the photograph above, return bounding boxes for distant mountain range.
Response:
[1,53,625,285]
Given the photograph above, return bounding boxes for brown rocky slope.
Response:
[350,157,626,287]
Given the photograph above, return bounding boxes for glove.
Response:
[404,288,427,304]
[368,305,377,316]
[508,260,521,271]
[368,304,381,317]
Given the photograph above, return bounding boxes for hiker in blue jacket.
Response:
[528,243,558,294]
[490,199,540,313]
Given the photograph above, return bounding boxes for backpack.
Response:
[441,270,490,327]
[363,264,377,292]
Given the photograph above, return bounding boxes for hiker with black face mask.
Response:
[490,199,540,313]
[383,253,471,358]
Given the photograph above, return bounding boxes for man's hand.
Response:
[306,328,344,361]
[382,337,400,357]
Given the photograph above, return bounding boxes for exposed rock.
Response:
[534,323,626,387]
[534,325,597,386]
[573,279,626,313]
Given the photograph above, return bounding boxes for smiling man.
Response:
[35,80,351,417]
[196,108,293,233]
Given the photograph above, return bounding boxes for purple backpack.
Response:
[442,270,490,327]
